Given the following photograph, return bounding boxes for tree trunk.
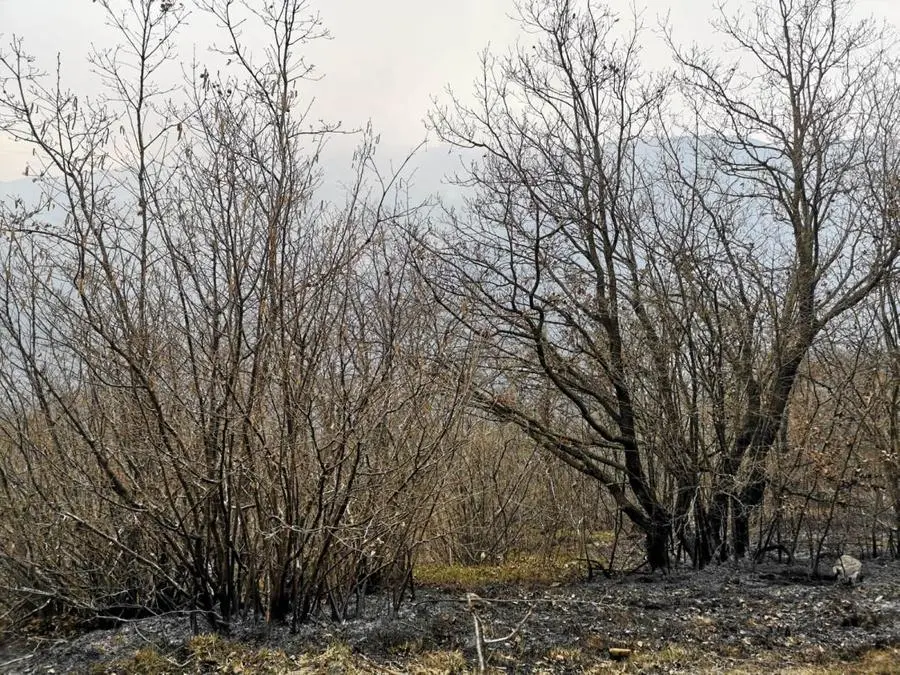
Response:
[691,499,718,569]
[733,477,767,559]
[645,509,672,571]
[605,495,672,572]
[706,490,731,562]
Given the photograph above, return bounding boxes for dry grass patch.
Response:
[91,635,472,675]
[774,646,900,675]
[546,645,585,666]
[96,646,174,674]
[580,643,900,674]
[403,649,468,673]
[93,635,362,674]
[846,647,900,674]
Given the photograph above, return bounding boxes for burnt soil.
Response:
[1,558,899,673]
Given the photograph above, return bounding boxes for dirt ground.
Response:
[2,558,899,673]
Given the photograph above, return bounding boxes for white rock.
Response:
[832,555,862,584]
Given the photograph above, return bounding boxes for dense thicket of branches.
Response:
[0,0,471,630]
[0,0,898,634]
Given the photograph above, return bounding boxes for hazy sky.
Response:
[1,0,899,181]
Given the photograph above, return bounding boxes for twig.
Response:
[482,603,535,645]
[472,609,485,672]
[0,653,34,670]
[467,593,535,673]
[356,652,405,674]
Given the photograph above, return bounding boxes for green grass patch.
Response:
[414,554,583,589]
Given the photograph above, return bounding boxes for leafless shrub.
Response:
[0,0,470,632]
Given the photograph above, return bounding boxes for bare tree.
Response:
[426,0,900,569]
[671,0,900,559]
[427,0,677,570]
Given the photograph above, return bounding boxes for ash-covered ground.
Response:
[2,558,899,673]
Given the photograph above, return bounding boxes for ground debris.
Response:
[1,558,898,673]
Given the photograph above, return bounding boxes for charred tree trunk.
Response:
[646,509,672,572]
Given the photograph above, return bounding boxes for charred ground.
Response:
[2,558,898,673]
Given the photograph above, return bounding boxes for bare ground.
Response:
[2,558,899,673]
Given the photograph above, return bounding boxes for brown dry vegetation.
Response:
[0,0,899,672]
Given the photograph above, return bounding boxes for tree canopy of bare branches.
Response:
[426,0,900,568]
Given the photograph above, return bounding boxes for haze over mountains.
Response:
[0,142,472,224]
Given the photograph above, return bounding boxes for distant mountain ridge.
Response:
[0,144,470,218]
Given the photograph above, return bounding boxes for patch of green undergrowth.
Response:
[414,554,583,588]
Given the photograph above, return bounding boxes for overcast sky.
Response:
[1,0,899,183]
